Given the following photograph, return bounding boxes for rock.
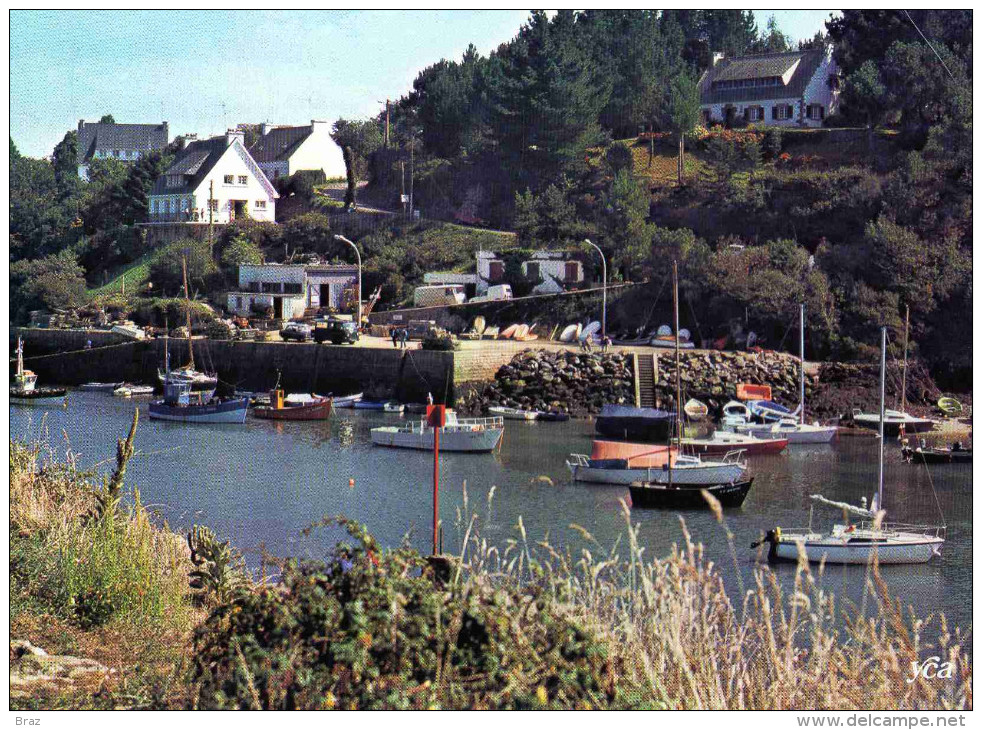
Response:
[9,641,113,699]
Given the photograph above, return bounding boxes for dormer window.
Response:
[166,175,182,188]
[238,175,248,185]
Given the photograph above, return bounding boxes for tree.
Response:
[331,118,384,182]
[10,250,87,320]
[600,170,650,278]
[220,234,264,282]
[99,114,116,124]
[662,71,701,185]
[148,238,219,297]
[841,60,887,152]
[751,16,793,54]
[51,130,79,196]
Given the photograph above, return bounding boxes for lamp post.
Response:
[584,239,607,337]
[334,235,362,329]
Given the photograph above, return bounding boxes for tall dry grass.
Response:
[451,485,972,710]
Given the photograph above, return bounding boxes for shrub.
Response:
[762,127,783,160]
[421,334,457,351]
[206,320,233,340]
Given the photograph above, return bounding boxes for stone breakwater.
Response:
[456,348,941,420]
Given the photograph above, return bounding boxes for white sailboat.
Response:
[752,327,945,564]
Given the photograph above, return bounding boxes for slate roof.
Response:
[247,126,313,163]
[76,121,168,164]
[150,136,229,196]
[698,49,826,105]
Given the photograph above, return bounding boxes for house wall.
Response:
[305,270,358,310]
[700,48,839,128]
[238,264,306,289]
[286,121,346,178]
[225,293,306,319]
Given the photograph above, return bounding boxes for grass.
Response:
[10,422,973,710]
[86,252,156,298]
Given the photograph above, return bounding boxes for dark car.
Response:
[280,322,312,342]
[313,320,360,345]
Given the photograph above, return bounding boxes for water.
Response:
[11,392,973,631]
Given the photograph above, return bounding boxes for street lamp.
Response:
[334,235,363,330]
[584,239,607,338]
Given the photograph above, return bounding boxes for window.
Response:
[283,282,302,294]
[775,105,790,120]
[224,175,234,184]
[807,104,825,120]
[254,200,266,210]
[526,262,540,280]
[208,199,218,212]
[235,296,242,310]
[746,106,762,122]
[238,175,248,185]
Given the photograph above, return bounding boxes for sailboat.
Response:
[731,305,838,444]
[751,327,945,564]
[851,306,935,436]
[10,337,68,405]
[157,257,218,394]
[628,262,754,509]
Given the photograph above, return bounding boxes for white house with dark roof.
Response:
[76,119,169,180]
[247,120,345,181]
[698,46,839,128]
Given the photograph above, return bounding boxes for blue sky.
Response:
[10,10,835,158]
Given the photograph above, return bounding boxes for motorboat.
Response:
[371,414,504,452]
[851,408,935,436]
[733,418,838,444]
[80,382,124,393]
[253,389,332,421]
[113,384,155,397]
[488,405,540,421]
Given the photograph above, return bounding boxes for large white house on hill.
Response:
[698,46,839,128]
[145,130,278,245]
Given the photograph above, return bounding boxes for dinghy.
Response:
[559,324,579,342]
[472,316,486,335]
[747,399,799,423]
[683,398,708,421]
[937,397,964,417]
[332,392,363,408]
[736,383,771,401]
[500,324,520,339]
[488,405,540,421]
[113,384,155,397]
[536,411,570,422]
[80,382,124,393]
[579,321,601,342]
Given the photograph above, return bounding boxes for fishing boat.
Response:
[157,257,217,394]
[683,398,708,421]
[148,350,248,424]
[332,392,364,408]
[488,405,540,421]
[679,429,788,456]
[626,261,753,509]
[751,328,946,564]
[253,389,332,421]
[113,384,155,397]
[629,478,755,509]
[10,338,68,405]
[902,440,972,465]
[595,404,674,442]
[80,382,124,393]
[371,413,504,452]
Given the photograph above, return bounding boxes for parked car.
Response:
[314,319,360,345]
[280,322,312,342]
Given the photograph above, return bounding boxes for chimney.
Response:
[162,121,169,142]
[310,119,329,134]
[78,119,85,132]
[225,128,245,147]
[260,122,273,136]
[711,51,725,67]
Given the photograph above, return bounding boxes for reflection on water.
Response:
[11,392,973,631]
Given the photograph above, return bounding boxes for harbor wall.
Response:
[11,328,456,405]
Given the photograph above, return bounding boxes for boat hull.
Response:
[570,462,745,486]
[852,415,935,436]
[902,447,972,465]
[595,406,674,442]
[253,399,332,421]
[682,436,788,456]
[148,398,249,424]
[629,479,753,509]
[770,537,944,564]
[79,382,123,392]
[10,388,68,405]
[332,393,363,408]
[489,407,539,421]
[735,423,838,444]
[370,426,503,452]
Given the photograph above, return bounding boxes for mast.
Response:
[799,304,806,423]
[182,255,195,371]
[16,337,23,377]
[877,326,886,511]
[673,261,682,444]
[900,304,910,413]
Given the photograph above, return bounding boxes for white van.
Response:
[413,284,467,308]
[470,284,513,303]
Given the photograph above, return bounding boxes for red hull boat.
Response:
[253,390,333,421]
[679,432,788,456]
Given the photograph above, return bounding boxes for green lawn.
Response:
[86,253,155,298]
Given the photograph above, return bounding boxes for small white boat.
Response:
[371,414,504,452]
[579,321,601,342]
[733,418,838,444]
[559,323,582,342]
[489,405,540,421]
[383,402,405,414]
[683,398,708,421]
[332,392,364,408]
[80,382,124,393]
[111,323,146,340]
[851,408,935,436]
[113,384,155,397]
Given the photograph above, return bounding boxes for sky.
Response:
[10,10,836,159]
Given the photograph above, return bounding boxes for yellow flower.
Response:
[323,693,336,709]
[536,686,548,706]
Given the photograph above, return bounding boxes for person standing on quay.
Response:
[400,328,409,349]
[391,327,399,348]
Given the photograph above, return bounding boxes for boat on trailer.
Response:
[751,327,945,565]
[371,414,504,452]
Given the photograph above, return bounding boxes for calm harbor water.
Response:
[11,391,973,631]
